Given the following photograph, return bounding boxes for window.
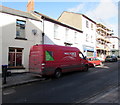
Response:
[74,32,78,44]
[91,23,93,30]
[16,20,26,38]
[45,51,54,61]
[87,51,94,57]
[8,47,23,67]
[86,34,89,42]
[113,45,115,48]
[86,20,89,28]
[91,35,93,43]
[79,52,85,59]
[65,28,69,42]
[54,24,59,39]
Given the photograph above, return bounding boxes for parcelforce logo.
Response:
[64,52,76,57]
[45,51,54,61]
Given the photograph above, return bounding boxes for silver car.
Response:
[105,56,117,62]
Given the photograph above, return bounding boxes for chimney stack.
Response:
[27,0,34,12]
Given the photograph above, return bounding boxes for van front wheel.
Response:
[54,69,62,79]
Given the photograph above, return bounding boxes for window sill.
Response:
[54,38,60,40]
[15,37,27,40]
[8,66,25,70]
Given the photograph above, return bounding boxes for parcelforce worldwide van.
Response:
[29,44,89,78]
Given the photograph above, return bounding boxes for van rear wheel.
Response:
[54,69,62,79]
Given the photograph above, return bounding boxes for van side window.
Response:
[79,52,84,59]
[45,51,54,61]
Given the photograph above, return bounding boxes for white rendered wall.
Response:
[82,16,96,56]
[44,20,84,52]
[0,12,42,72]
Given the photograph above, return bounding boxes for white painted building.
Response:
[0,6,42,73]
[81,14,96,57]
[109,36,120,56]
[58,11,97,57]
[33,12,83,50]
[0,6,84,73]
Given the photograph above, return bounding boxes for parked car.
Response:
[87,57,103,67]
[105,56,118,62]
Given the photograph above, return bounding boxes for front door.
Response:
[8,47,23,68]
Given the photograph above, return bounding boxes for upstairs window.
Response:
[86,34,89,42]
[86,20,89,28]
[65,28,69,41]
[91,23,93,30]
[16,20,26,38]
[91,35,93,43]
[113,45,115,49]
[74,32,79,44]
[54,24,59,39]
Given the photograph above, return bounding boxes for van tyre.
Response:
[54,69,62,79]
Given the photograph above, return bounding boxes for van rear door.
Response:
[29,45,43,73]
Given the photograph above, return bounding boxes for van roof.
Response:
[34,44,80,51]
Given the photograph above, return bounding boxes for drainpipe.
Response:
[42,16,45,44]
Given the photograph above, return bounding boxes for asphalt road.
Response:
[3,61,119,103]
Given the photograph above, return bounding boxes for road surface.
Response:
[3,61,119,103]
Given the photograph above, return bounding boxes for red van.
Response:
[29,44,89,78]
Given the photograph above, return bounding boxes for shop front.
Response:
[83,45,96,57]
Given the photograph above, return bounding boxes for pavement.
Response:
[2,71,46,89]
[1,69,120,103]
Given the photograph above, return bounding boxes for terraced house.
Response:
[58,11,117,60]
[0,5,42,73]
[1,1,117,73]
[0,5,83,73]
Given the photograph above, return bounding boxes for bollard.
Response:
[2,65,8,84]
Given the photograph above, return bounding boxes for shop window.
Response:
[16,20,26,39]
[87,51,94,57]
[8,47,23,68]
